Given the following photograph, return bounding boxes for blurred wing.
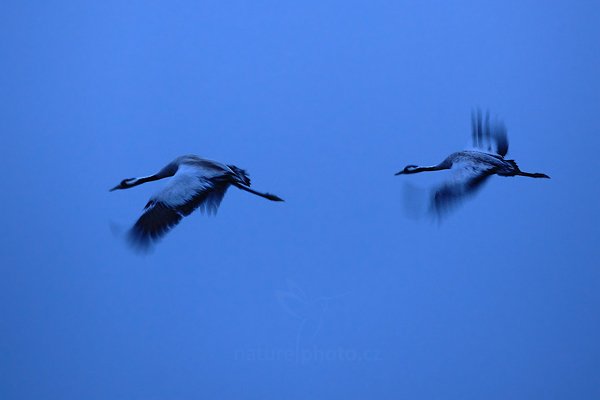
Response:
[490,118,509,157]
[471,110,509,157]
[127,165,230,251]
[471,109,484,149]
[430,160,494,219]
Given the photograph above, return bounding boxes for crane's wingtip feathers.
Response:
[126,229,155,254]
[125,202,180,252]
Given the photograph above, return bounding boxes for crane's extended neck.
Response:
[395,164,448,175]
[110,174,162,191]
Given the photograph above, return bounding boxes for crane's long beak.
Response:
[109,184,121,192]
[394,170,405,176]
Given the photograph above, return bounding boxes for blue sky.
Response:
[1,1,599,399]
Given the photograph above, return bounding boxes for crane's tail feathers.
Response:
[228,165,251,186]
[506,159,519,169]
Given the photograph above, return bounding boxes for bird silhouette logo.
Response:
[275,279,348,353]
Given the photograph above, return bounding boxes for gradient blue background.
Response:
[2,1,599,399]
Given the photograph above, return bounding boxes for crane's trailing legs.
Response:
[233,183,284,201]
[515,171,550,179]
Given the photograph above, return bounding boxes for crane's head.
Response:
[110,178,137,191]
[394,165,419,175]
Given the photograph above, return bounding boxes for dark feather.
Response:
[128,202,183,251]
[127,179,230,251]
[491,119,509,157]
[471,109,509,157]
[430,164,495,219]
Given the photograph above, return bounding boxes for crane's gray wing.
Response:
[471,110,509,157]
[430,161,495,219]
[127,166,230,251]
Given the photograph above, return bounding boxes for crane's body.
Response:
[110,155,283,250]
[416,150,548,178]
[395,111,549,217]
